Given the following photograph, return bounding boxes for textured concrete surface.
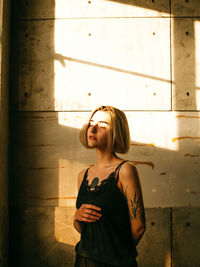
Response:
[172,0,200,17]
[19,207,79,267]
[13,111,200,208]
[13,206,200,267]
[16,18,171,111]
[172,207,200,267]
[137,208,171,267]
[172,18,200,110]
[18,207,172,267]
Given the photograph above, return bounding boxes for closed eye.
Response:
[99,122,108,128]
[89,120,109,128]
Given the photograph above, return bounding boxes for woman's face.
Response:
[87,111,111,150]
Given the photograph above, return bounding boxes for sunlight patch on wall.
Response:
[195,21,200,108]
[54,207,80,245]
[128,112,178,151]
[58,158,78,207]
[195,21,200,88]
[58,112,88,130]
[53,0,175,150]
[195,89,200,108]
[53,3,171,111]
[165,250,171,267]
[57,111,178,152]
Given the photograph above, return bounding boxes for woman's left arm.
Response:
[119,162,146,246]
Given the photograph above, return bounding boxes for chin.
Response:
[87,142,96,148]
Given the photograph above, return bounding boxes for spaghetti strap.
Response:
[114,160,127,173]
[114,160,128,182]
[83,168,89,181]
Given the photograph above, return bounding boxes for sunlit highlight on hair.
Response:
[79,106,130,154]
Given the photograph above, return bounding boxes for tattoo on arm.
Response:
[125,186,146,223]
[130,192,141,219]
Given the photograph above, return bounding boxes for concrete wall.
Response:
[10,0,200,266]
[0,0,10,266]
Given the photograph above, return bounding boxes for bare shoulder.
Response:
[119,161,139,184]
[120,161,138,176]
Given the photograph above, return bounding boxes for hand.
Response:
[74,204,102,223]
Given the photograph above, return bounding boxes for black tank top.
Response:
[75,161,138,266]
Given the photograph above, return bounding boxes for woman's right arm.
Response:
[73,169,102,233]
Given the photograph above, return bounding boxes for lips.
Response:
[89,135,97,140]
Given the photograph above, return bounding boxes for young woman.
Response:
[74,106,146,267]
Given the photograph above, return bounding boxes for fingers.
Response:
[75,204,102,223]
[83,204,101,211]
[80,204,102,222]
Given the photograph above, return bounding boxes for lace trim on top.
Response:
[84,172,115,192]
[84,160,127,192]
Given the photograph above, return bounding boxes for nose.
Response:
[90,124,97,133]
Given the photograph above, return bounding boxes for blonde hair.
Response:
[79,106,130,154]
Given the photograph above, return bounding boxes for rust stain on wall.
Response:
[130,142,155,147]
[176,115,200,119]
[31,144,55,147]
[184,154,200,158]
[172,136,200,142]
[23,115,57,120]
[30,195,77,200]
[131,161,155,169]
[22,144,55,147]
[190,191,200,195]
[27,166,65,170]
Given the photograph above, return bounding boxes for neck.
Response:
[95,149,119,168]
